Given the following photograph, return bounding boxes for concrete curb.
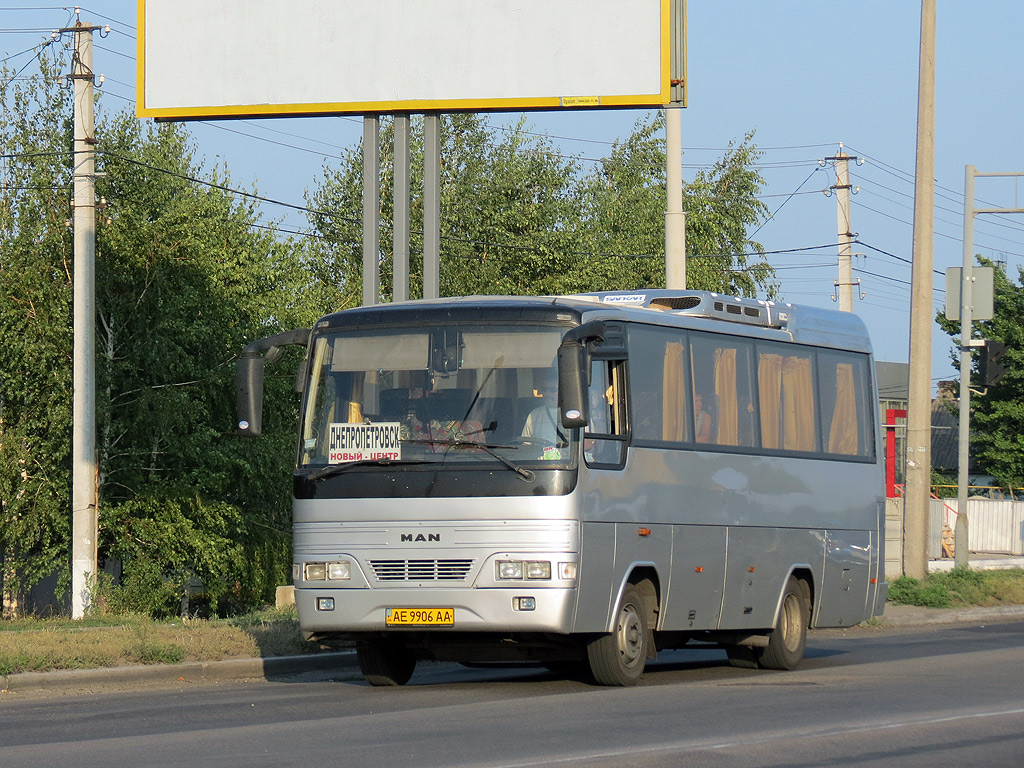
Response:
[2,650,359,694]
[5,605,1024,695]
[879,603,1024,626]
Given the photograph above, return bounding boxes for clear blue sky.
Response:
[4,2,1024,387]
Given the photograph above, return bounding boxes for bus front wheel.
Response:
[587,583,649,686]
[357,639,416,686]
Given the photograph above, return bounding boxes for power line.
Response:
[77,6,136,31]
[750,166,825,238]
[0,42,44,64]
[0,33,57,89]
[96,149,363,224]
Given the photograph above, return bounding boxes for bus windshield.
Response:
[298,323,578,471]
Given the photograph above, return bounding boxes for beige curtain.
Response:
[662,342,686,441]
[782,356,815,451]
[758,353,783,449]
[828,362,858,455]
[714,348,738,445]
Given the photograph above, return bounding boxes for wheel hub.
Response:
[618,606,644,666]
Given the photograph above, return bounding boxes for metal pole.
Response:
[69,20,98,618]
[903,0,936,580]
[955,165,976,569]
[423,113,440,300]
[362,115,380,306]
[665,105,685,289]
[393,114,410,303]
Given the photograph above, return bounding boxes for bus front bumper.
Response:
[295,585,578,635]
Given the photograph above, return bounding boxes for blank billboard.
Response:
[137,0,672,118]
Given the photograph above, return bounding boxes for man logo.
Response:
[401,533,440,542]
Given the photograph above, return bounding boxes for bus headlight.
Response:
[497,561,524,580]
[496,560,553,580]
[525,561,551,579]
[303,561,351,581]
[558,562,578,581]
[328,561,351,580]
[304,563,327,581]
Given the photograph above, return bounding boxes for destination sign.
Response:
[328,422,401,463]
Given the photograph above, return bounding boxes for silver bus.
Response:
[237,290,887,686]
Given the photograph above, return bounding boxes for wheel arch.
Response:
[608,562,661,633]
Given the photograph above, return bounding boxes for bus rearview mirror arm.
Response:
[235,328,310,437]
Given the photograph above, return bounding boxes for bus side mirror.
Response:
[236,354,265,436]
[234,327,311,437]
[557,340,589,429]
[557,321,605,430]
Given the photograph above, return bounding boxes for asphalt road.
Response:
[4,620,1024,767]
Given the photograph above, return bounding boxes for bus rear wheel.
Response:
[759,576,809,670]
[357,639,416,686]
[587,583,649,686]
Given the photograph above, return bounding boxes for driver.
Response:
[521,372,567,447]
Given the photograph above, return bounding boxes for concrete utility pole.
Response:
[665,105,686,289]
[828,146,857,312]
[903,0,936,580]
[65,15,100,618]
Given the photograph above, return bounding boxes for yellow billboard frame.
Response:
[137,0,679,119]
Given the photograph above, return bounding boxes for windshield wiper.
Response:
[302,457,439,483]
[402,438,536,482]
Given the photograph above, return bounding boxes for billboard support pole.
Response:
[423,114,440,300]
[393,114,410,302]
[362,115,380,306]
[665,105,685,289]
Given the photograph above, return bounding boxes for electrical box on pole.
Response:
[978,340,1009,386]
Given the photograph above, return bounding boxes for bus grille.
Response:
[369,559,474,581]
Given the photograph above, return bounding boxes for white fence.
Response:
[885,498,1024,578]
[932,498,1024,556]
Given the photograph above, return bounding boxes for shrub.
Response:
[887,575,952,608]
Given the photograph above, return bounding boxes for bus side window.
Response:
[817,351,874,459]
[691,333,757,448]
[585,360,627,467]
[757,342,818,454]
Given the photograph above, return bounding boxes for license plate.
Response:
[386,607,455,626]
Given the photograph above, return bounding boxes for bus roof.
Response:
[316,290,874,355]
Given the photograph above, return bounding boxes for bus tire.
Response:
[587,583,648,686]
[357,639,416,686]
[759,576,809,670]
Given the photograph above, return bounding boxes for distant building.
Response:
[874,361,960,496]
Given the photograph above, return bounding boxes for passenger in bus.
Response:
[521,374,567,447]
[694,393,712,443]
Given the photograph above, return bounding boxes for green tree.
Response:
[306,112,775,301]
[938,260,1024,486]
[573,118,772,295]
[0,47,75,609]
[92,112,312,616]
[307,113,585,303]
[1,47,308,615]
